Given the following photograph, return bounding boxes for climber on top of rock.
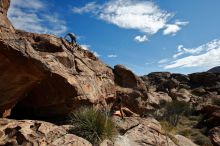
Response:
[64,33,77,45]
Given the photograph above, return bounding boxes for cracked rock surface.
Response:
[0,118,92,146]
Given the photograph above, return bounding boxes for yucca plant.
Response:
[68,107,117,145]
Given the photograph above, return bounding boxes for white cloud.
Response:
[8,0,67,35]
[164,39,220,69]
[173,52,183,58]
[107,54,118,58]
[72,0,188,37]
[81,44,90,50]
[158,58,169,64]
[80,44,100,57]
[173,40,220,59]
[72,2,100,14]
[163,21,189,35]
[93,51,100,57]
[11,0,44,10]
[134,35,148,43]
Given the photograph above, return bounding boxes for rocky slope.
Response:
[0,0,116,119]
[208,66,220,73]
[0,0,220,145]
[0,118,92,146]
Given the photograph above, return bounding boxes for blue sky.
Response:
[8,0,220,75]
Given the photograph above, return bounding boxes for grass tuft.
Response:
[68,107,117,145]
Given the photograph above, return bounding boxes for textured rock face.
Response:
[0,118,92,146]
[174,135,198,146]
[113,65,151,115]
[112,117,198,146]
[113,117,177,146]
[170,88,192,102]
[199,105,220,129]
[114,65,147,89]
[0,0,115,118]
[209,126,220,146]
[189,72,220,87]
[0,0,14,32]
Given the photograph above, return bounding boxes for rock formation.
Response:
[0,0,115,118]
[208,66,220,73]
[0,118,92,146]
[112,116,197,146]
[0,0,220,145]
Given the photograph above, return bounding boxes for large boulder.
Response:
[0,118,92,146]
[113,65,151,115]
[113,64,147,89]
[113,117,177,146]
[170,88,192,102]
[114,87,172,115]
[146,91,172,107]
[174,135,198,146]
[0,0,115,118]
[143,72,181,93]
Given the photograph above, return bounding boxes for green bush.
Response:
[68,107,117,145]
[212,98,220,106]
[164,100,191,126]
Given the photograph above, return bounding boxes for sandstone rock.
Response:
[189,72,220,86]
[191,87,207,96]
[174,135,198,146]
[112,116,140,134]
[171,73,190,84]
[209,126,220,146]
[0,0,14,33]
[199,105,220,129]
[115,87,171,115]
[113,117,177,146]
[100,139,114,146]
[170,88,192,102]
[0,118,92,146]
[0,0,115,118]
[144,72,181,93]
[121,117,177,146]
[147,72,171,80]
[113,66,173,116]
[147,91,172,107]
[114,65,147,90]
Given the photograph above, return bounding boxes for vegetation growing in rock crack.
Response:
[212,97,220,106]
[163,100,191,126]
[68,107,117,145]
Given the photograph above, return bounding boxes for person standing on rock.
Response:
[111,93,125,120]
[64,33,77,46]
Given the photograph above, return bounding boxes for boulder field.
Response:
[0,0,220,145]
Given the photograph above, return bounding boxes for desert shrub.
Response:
[190,130,212,146]
[160,121,176,133]
[212,97,220,106]
[178,129,192,137]
[163,100,191,126]
[68,107,117,145]
[160,121,180,146]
